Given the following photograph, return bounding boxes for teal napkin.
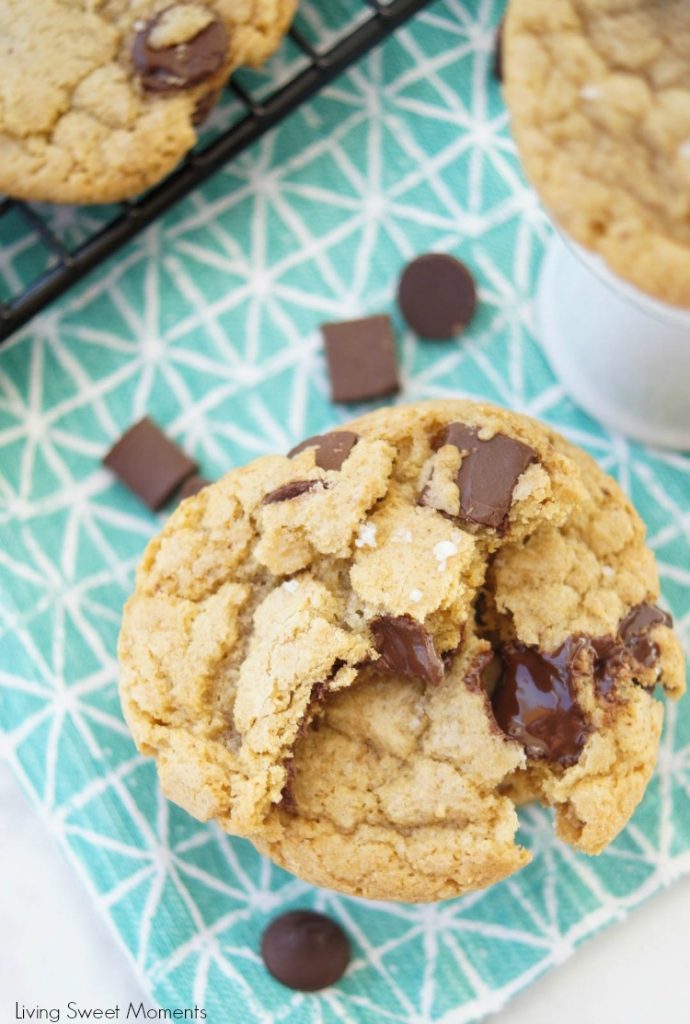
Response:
[0,2,688,1022]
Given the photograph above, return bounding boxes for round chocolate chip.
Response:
[397,253,477,340]
[133,10,228,93]
[261,910,350,991]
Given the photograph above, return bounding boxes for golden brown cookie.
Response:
[0,1,297,204]
[118,400,685,902]
[503,0,690,307]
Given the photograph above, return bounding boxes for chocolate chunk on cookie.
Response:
[133,8,228,92]
[289,431,360,471]
[264,480,321,504]
[491,638,590,766]
[619,603,672,667]
[371,615,445,686]
[591,635,627,700]
[433,422,537,529]
[591,602,673,698]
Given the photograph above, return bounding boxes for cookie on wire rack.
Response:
[0,1,297,204]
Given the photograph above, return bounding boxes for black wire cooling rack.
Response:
[0,0,434,342]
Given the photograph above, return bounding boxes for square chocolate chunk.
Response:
[322,315,400,403]
[178,475,211,501]
[103,417,198,510]
[433,422,536,530]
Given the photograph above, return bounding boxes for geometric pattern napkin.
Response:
[0,2,688,1021]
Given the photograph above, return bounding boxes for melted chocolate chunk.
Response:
[442,644,460,672]
[465,649,503,698]
[263,480,320,504]
[590,636,626,699]
[433,422,537,530]
[619,603,672,667]
[261,911,350,991]
[298,681,330,737]
[281,669,345,813]
[133,11,228,93]
[280,759,297,815]
[491,638,590,766]
[288,431,359,471]
[371,615,444,686]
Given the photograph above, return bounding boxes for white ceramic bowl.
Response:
[535,232,690,450]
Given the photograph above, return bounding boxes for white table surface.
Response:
[2,758,688,1024]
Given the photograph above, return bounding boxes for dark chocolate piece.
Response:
[103,417,197,511]
[192,88,221,126]
[264,480,320,505]
[289,431,360,471]
[133,10,228,93]
[442,641,461,673]
[491,638,590,766]
[371,615,444,686]
[433,422,537,530]
[397,253,477,340]
[178,474,211,501]
[280,759,297,815]
[465,649,502,698]
[591,603,671,699]
[280,673,335,815]
[261,910,350,991]
[298,681,330,738]
[322,316,400,403]
[590,635,626,699]
[493,18,504,81]
[619,603,672,667]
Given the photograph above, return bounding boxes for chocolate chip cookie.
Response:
[118,400,685,902]
[503,0,690,307]
[0,1,297,204]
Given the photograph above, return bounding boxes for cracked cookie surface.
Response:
[119,400,685,902]
[504,0,690,307]
[0,0,296,203]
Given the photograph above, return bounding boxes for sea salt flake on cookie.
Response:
[355,523,378,549]
[350,503,477,620]
[433,539,458,572]
[256,438,396,574]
